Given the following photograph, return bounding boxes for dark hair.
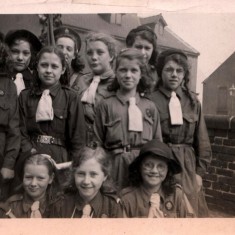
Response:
[85,32,118,67]
[108,48,152,94]
[71,146,116,193]
[126,25,158,67]
[31,46,69,92]
[55,35,85,73]
[156,51,196,107]
[128,153,175,195]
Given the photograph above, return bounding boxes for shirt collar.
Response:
[159,86,183,99]
[116,90,141,105]
[35,83,61,97]
[22,193,47,214]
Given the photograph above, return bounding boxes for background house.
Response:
[0,13,199,90]
[203,51,235,115]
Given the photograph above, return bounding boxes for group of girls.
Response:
[0,23,211,218]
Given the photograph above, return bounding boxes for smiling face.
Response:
[140,155,168,191]
[132,36,153,64]
[161,60,185,91]
[116,58,141,94]
[23,164,53,201]
[56,37,76,67]
[37,52,65,88]
[74,158,107,203]
[10,39,31,72]
[86,40,113,75]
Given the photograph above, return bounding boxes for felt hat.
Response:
[129,139,181,174]
[5,29,42,52]
[54,26,81,52]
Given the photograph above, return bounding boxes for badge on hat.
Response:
[165,201,174,211]
[0,90,5,96]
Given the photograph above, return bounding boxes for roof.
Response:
[61,13,198,55]
[203,51,235,84]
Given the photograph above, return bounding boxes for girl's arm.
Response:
[193,102,212,177]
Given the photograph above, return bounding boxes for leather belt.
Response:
[110,145,140,155]
[32,135,65,147]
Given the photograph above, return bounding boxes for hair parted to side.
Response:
[126,25,158,67]
[31,46,69,93]
[156,50,197,107]
[72,146,116,193]
[108,48,152,94]
[85,32,118,66]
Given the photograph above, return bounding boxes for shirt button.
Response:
[60,116,63,119]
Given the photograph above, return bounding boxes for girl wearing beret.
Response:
[54,26,85,89]
[18,46,86,189]
[121,139,195,218]
[5,29,42,95]
[126,25,159,93]
[74,32,118,146]
[150,49,212,217]
[94,48,162,189]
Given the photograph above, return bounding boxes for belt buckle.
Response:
[123,145,131,153]
[39,135,52,144]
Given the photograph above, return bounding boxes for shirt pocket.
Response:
[0,102,10,128]
[53,108,68,134]
[183,113,198,138]
[142,114,154,141]
[104,117,123,146]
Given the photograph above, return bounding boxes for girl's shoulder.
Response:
[120,186,140,200]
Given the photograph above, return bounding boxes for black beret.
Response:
[5,29,42,52]
[54,26,81,52]
[156,49,188,77]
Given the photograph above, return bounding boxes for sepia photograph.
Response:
[0,1,235,234]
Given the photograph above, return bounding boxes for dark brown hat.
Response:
[156,49,188,77]
[5,29,42,52]
[54,26,81,52]
[130,139,181,174]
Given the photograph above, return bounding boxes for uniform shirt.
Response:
[53,191,122,218]
[150,86,211,176]
[0,192,62,218]
[0,74,20,170]
[94,91,162,151]
[121,185,195,218]
[19,83,86,162]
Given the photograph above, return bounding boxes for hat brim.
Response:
[5,29,42,52]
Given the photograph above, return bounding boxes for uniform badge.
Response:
[65,28,70,34]
[146,109,152,118]
[165,201,173,211]
[0,90,4,96]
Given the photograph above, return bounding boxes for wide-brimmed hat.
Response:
[5,29,42,52]
[130,139,181,174]
[156,49,188,77]
[54,26,81,52]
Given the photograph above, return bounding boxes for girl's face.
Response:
[56,37,76,67]
[141,155,168,191]
[23,164,54,201]
[74,158,107,203]
[161,60,185,91]
[10,40,31,72]
[132,36,153,64]
[37,52,65,88]
[86,40,113,75]
[116,58,141,93]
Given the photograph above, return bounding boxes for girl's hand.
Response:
[0,168,15,180]
[196,174,202,192]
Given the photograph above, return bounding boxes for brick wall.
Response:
[204,115,235,215]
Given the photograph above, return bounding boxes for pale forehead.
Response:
[163,60,184,69]
[86,40,108,50]
[11,39,31,49]
[133,36,153,46]
[142,155,168,164]
[39,52,61,62]
[75,158,103,171]
[56,37,75,47]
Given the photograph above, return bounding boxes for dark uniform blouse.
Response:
[52,191,122,218]
[0,75,20,170]
[150,86,212,216]
[19,83,86,163]
[74,72,115,145]
[121,185,195,218]
[0,192,63,218]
